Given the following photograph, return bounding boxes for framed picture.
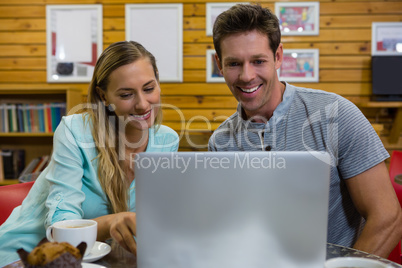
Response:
[372,22,402,56]
[206,2,248,36]
[278,49,319,82]
[126,4,183,82]
[275,2,319,36]
[206,49,225,83]
[46,5,102,83]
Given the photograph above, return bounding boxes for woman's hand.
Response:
[94,212,137,255]
[109,212,137,255]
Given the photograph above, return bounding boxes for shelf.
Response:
[356,101,402,108]
[0,84,82,113]
[0,133,54,137]
[355,101,402,144]
[0,179,19,186]
[0,86,83,185]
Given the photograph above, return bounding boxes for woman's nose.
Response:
[134,93,148,111]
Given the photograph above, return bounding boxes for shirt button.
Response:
[56,196,61,201]
[265,146,272,151]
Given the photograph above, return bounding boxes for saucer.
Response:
[82,263,107,268]
[82,242,111,263]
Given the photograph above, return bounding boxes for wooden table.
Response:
[4,242,401,268]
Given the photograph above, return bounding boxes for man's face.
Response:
[216,30,283,121]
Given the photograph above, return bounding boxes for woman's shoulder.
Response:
[148,125,179,152]
[152,125,179,142]
[155,125,178,136]
[57,113,94,141]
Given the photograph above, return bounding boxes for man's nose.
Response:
[239,63,256,82]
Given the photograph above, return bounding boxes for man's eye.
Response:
[254,60,264,64]
[227,62,239,67]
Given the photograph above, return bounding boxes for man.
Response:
[208,4,402,258]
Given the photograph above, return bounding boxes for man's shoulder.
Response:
[291,84,340,100]
[214,112,240,132]
[288,83,353,109]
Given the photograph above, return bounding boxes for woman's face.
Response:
[101,57,161,132]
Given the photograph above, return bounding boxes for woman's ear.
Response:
[96,86,108,106]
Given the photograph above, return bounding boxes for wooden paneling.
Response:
[0,0,401,152]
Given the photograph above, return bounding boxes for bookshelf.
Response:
[0,86,83,185]
[355,101,402,144]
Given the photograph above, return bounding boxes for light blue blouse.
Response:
[0,114,179,266]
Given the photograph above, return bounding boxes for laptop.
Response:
[135,151,330,268]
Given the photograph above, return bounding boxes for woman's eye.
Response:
[120,94,132,98]
[144,87,154,92]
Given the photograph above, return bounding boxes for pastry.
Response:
[17,238,86,268]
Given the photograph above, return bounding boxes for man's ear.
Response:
[214,53,223,73]
[274,43,283,71]
[96,87,108,106]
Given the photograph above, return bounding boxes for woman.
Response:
[0,41,179,266]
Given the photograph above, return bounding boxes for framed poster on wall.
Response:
[278,49,319,82]
[206,49,225,83]
[46,5,103,83]
[275,2,319,36]
[372,22,402,56]
[126,4,183,82]
[206,2,248,36]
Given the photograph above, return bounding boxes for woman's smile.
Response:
[129,109,152,120]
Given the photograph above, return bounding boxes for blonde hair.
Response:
[86,41,162,213]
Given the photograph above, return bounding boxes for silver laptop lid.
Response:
[135,151,330,268]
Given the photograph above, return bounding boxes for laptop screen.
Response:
[135,151,330,268]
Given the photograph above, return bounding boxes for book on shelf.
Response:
[17,104,24,132]
[0,149,25,179]
[0,152,4,182]
[22,104,29,133]
[44,103,51,133]
[18,155,50,180]
[31,155,49,174]
[1,103,9,133]
[0,104,4,133]
[0,102,66,134]
[10,104,18,132]
[18,157,40,179]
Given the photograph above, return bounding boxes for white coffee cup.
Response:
[325,257,391,268]
[46,219,97,256]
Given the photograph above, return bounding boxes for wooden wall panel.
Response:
[0,0,401,152]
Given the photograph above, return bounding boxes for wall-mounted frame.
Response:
[126,4,183,83]
[278,49,319,82]
[206,49,225,83]
[372,22,402,56]
[206,2,248,36]
[275,2,319,36]
[46,5,102,83]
